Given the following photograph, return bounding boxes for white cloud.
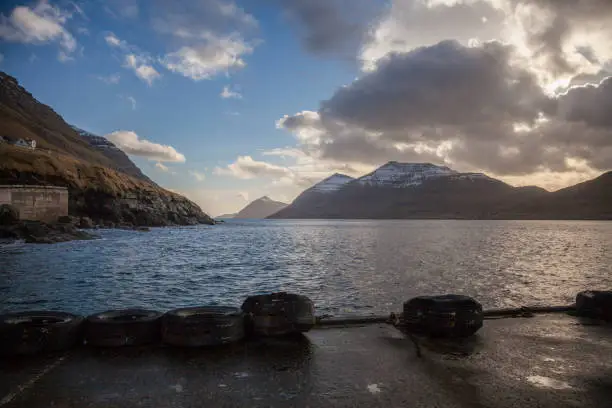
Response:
[161,33,253,80]
[105,131,186,162]
[189,170,206,181]
[155,162,169,172]
[0,1,77,56]
[214,156,292,179]
[76,27,89,35]
[220,85,242,99]
[104,32,126,49]
[96,73,120,84]
[124,54,161,85]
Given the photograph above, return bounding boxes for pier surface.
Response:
[1,314,611,407]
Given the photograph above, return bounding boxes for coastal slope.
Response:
[0,71,213,226]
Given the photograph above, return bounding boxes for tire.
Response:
[242,292,315,337]
[0,311,84,356]
[576,291,612,321]
[403,294,483,338]
[161,306,244,347]
[85,309,162,347]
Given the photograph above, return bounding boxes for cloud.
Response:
[161,33,253,80]
[220,85,242,99]
[151,0,257,38]
[214,156,293,179]
[96,73,120,84]
[57,50,73,62]
[104,32,126,49]
[278,39,612,181]
[105,131,186,162]
[76,27,89,35]
[189,170,206,181]
[104,33,161,85]
[153,1,258,80]
[118,95,137,110]
[124,54,161,85]
[361,0,506,71]
[277,0,381,56]
[0,1,77,57]
[155,162,169,171]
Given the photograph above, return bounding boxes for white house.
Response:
[13,138,36,149]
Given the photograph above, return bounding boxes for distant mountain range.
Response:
[270,161,612,220]
[227,196,288,219]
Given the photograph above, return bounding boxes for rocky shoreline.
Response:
[0,219,98,244]
[0,205,213,244]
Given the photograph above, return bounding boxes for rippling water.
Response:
[1,220,611,316]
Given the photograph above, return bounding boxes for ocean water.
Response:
[1,220,611,316]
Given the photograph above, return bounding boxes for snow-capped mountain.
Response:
[356,162,457,187]
[269,161,551,219]
[309,173,355,193]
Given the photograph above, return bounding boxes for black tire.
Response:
[576,291,612,321]
[242,292,315,337]
[403,294,483,338]
[85,309,162,347]
[161,306,244,347]
[0,311,84,356]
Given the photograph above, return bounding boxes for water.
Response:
[1,220,611,316]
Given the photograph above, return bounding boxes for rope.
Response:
[314,304,576,327]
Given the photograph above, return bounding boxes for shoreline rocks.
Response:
[0,220,98,244]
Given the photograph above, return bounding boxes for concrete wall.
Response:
[0,185,68,222]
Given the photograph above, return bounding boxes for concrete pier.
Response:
[1,314,611,407]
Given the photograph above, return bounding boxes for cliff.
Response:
[0,71,213,226]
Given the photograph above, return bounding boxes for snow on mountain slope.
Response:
[356,162,457,187]
[309,173,355,193]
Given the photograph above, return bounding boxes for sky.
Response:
[0,0,611,216]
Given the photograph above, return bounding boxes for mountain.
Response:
[217,213,237,219]
[71,126,155,184]
[270,173,355,219]
[233,196,288,219]
[509,171,612,219]
[270,161,612,220]
[0,71,213,226]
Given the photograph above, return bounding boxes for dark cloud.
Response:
[323,40,551,131]
[277,0,381,55]
[558,76,612,128]
[279,40,612,176]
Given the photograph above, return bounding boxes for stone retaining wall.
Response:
[0,185,68,222]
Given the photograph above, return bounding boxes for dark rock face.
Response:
[0,220,97,244]
[0,204,19,225]
[68,188,214,227]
